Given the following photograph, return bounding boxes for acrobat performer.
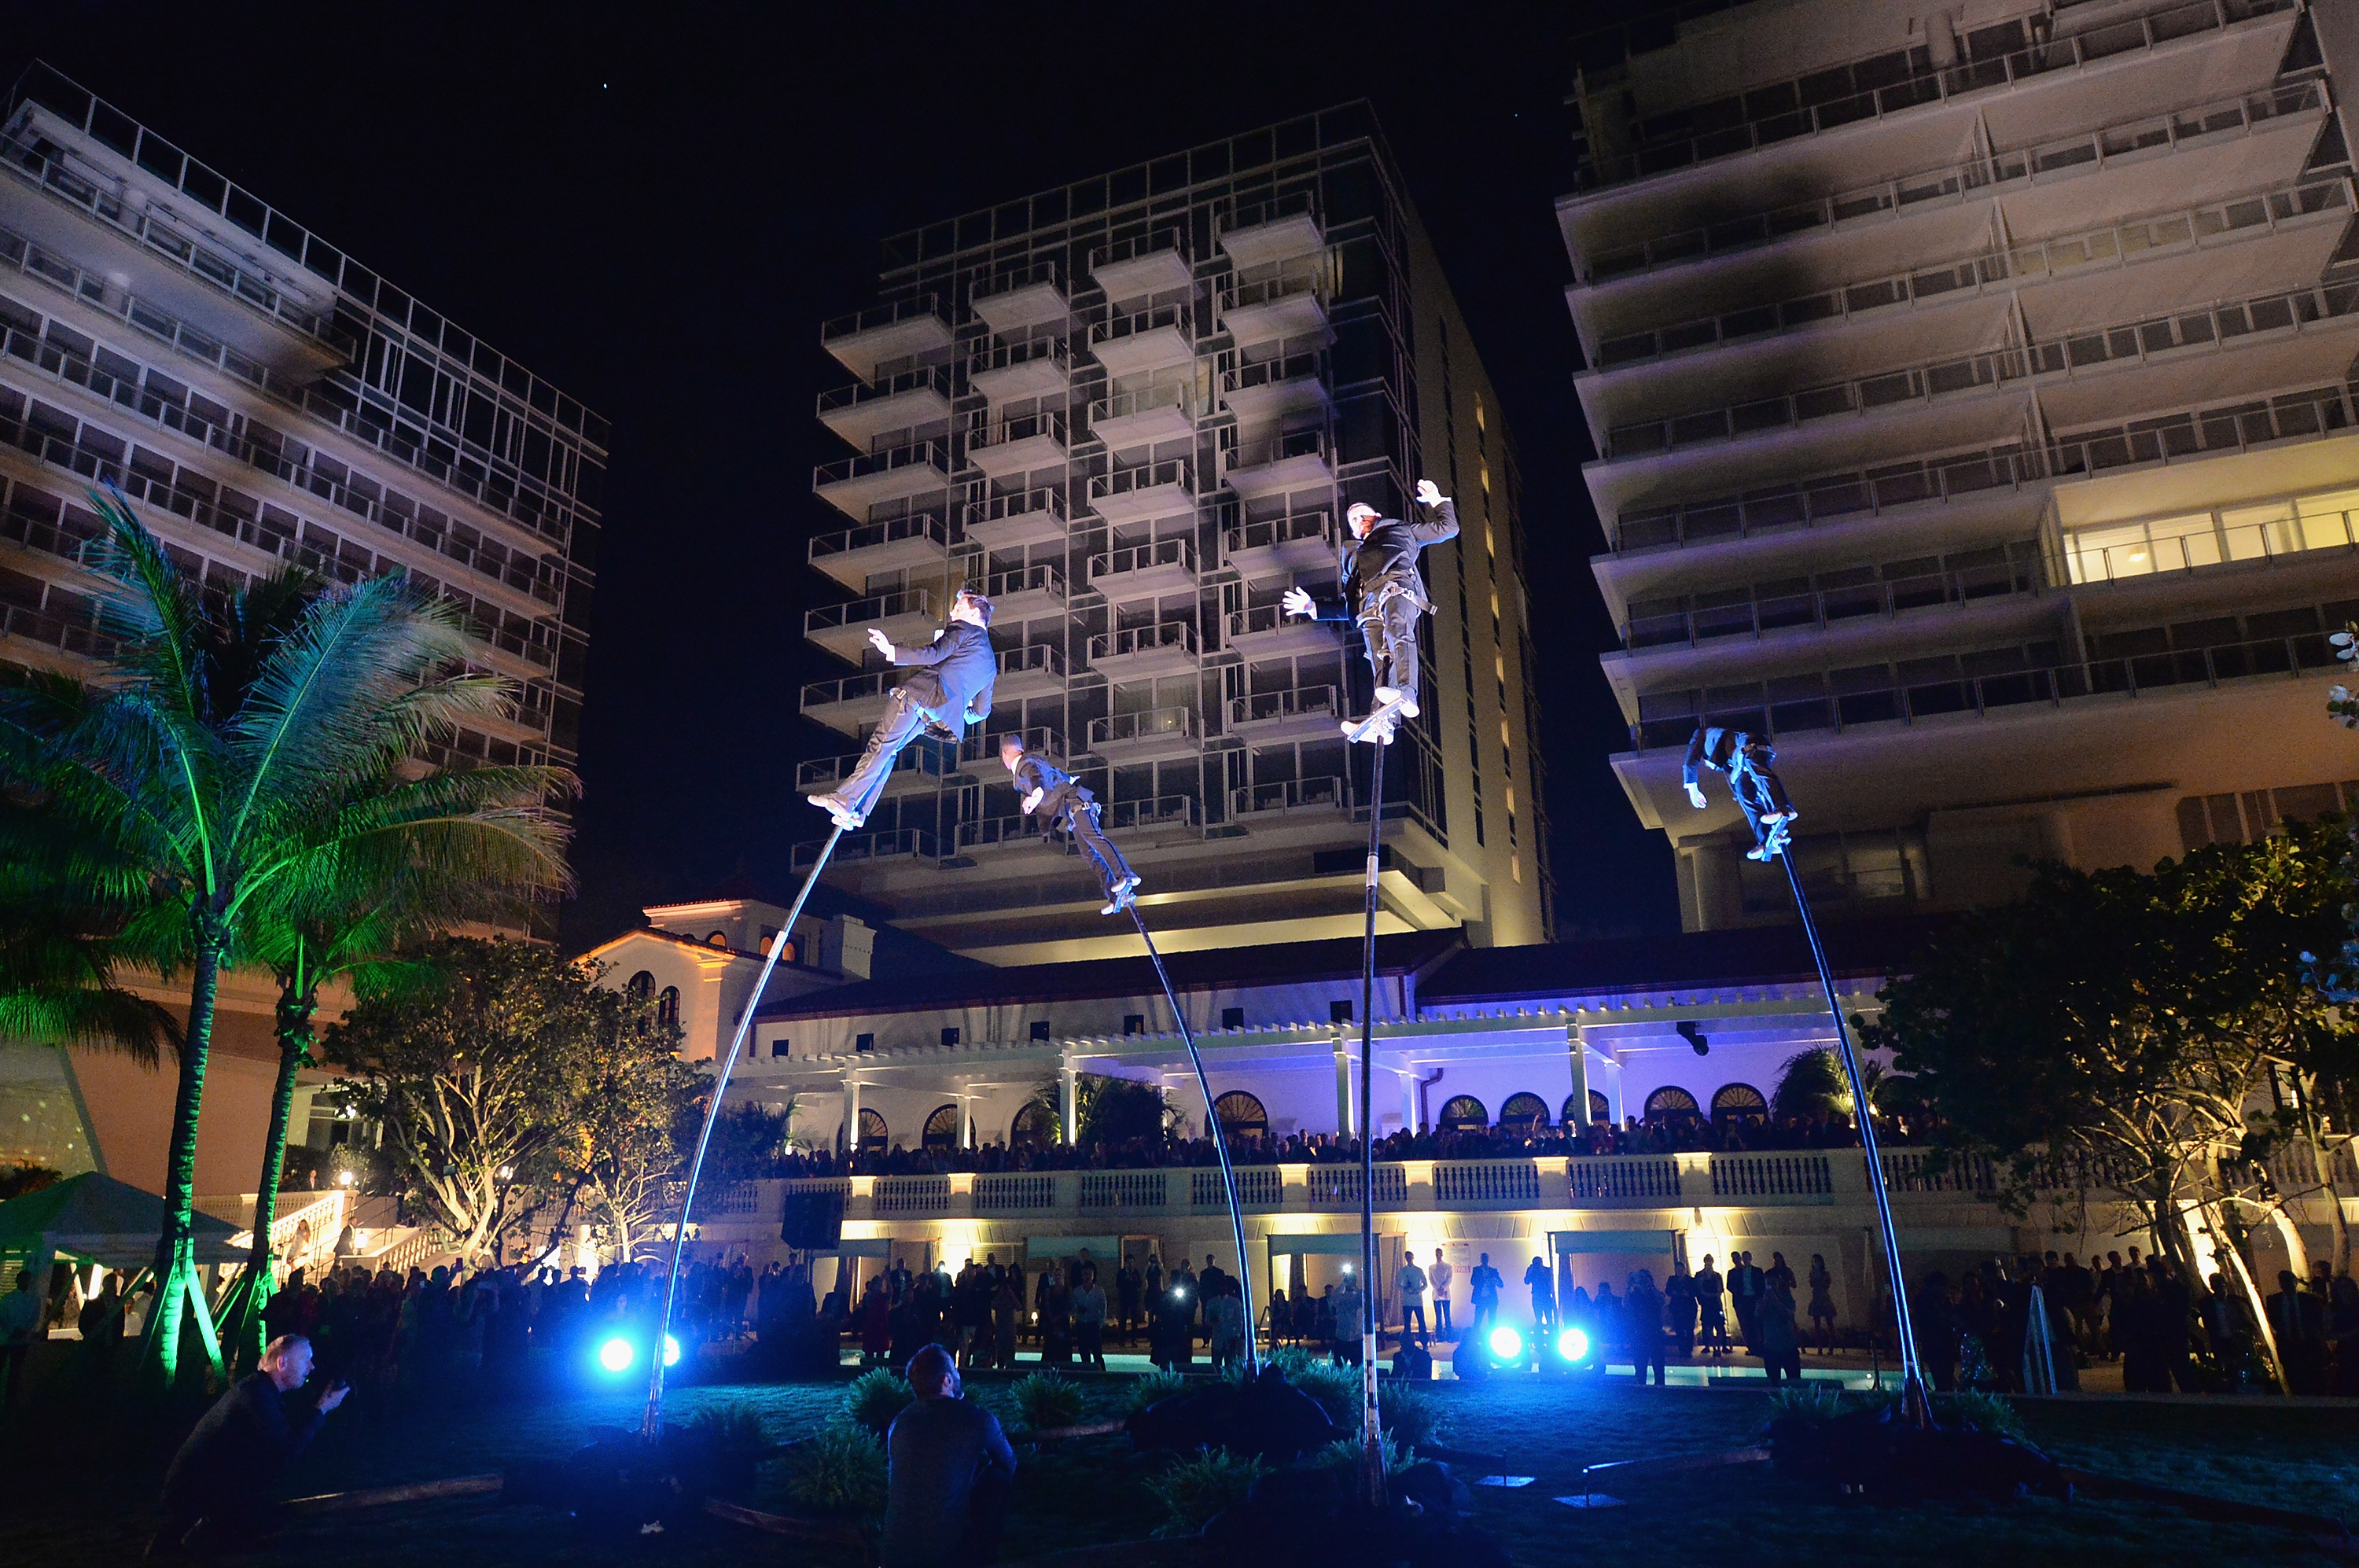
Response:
[999,734,1142,916]
[1280,480,1459,740]
[1684,725,1798,861]
[807,587,997,830]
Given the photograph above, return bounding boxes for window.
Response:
[1497,1092,1549,1133]
[856,1032,875,1053]
[770,1038,789,1059]
[626,970,653,1002]
[1712,1083,1768,1124]
[1124,1014,1146,1035]
[1221,1007,1246,1029]
[1213,1091,1269,1140]
[922,1104,961,1150]
[1030,1020,1052,1042]
[1644,1086,1702,1124]
[940,1026,962,1047]
[657,987,679,1032]
[1567,1090,1610,1125]
[1437,1095,1488,1133]
[856,1108,888,1150]
[1011,1101,1057,1150]
[1330,999,1354,1024]
[706,929,729,948]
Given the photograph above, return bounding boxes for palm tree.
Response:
[0,491,535,1382]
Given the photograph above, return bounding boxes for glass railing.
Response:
[1224,509,1335,559]
[971,336,1070,379]
[794,827,940,870]
[2049,383,2358,477]
[1090,383,1194,427]
[813,438,954,488]
[1227,428,1330,470]
[816,364,955,417]
[1223,189,1318,235]
[1226,602,1338,641]
[1223,350,1328,397]
[994,643,1068,683]
[797,744,958,793]
[1615,442,2044,550]
[821,294,944,344]
[808,511,948,564]
[977,563,1065,605]
[1231,776,1348,816]
[1227,686,1339,726]
[1584,80,2324,281]
[1625,560,2037,649]
[1090,621,1199,663]
[972,408,1068,451]
[1091,705,1198,749]
[1606,279,2359,458]
[1629,630,2339,750]
[1091,536,1198,583]
[1091,304,1194,348]
[797,671,896,709]
[1089,228,1190,274]
[1106,795,1200,831]
[1593,179,2350,370]
[1220,270,1327,316]
[2062,506,2359,586]
[1090,457,1195,505]
[966,486,1067,532]
[804,587,937,634]
[971,259,1063,304]
[1583,0,2295,190]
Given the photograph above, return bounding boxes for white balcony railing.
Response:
[1231,775,1349,818]
[1089,705,1198,751]
[1227,686,1340,729]
[1106,795,1200,832]
[1088,620,1199,666]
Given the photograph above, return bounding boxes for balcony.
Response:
[1231,775,1350,819]
[794,827,942,872]
[1224,428,1333,499]
[1089,229,1193,303]
[1224,510,1337,579]
[815,364,955,447]
[992,642,1069,701]
[1219,192,1324,270]
[1106,795,1201,834]
[807,511,951,591]
[1089,385,1196,451]
[803,588,941,663]
[821,296,952,382]
[799,672,897,736]
[956,813,1054,854]
[2059,500,2359,587]
[1623,559,2040,651]
[812,439,955,520]
[797,741,962,801]
[976,563,1068,624]
[1227,686,1342,743]
[1088,458,1197,525]
[971,337,1071,403]
[971,260,1069,336]
[1611,440,2048,553]
[1220,348,1332,424]
[1090,304,1195,377]
[963,487,1068,553]
[1219,271,1330,350]
[1225,602,1341,658]
[1088,621,1202,679]
[1089,705,1202,763]
[1089,538,1198,602]
[966,725,1069,773]
[968,409,1069,479]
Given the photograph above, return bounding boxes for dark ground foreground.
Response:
[6,1371,2358,1566]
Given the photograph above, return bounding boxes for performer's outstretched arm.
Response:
[1409,480,1459,544]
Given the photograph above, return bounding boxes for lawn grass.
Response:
[6,1365,2355,1565]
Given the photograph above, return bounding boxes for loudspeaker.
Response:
[780,1188,845,1250]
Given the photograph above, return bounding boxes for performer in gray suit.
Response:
[809,587,996,830]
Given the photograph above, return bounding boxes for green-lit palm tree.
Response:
[0,491,544,1383]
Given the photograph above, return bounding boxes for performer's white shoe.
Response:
[1099,874,1141,916]
[808,792,866,830]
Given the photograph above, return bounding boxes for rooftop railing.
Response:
[1624,559,2038,650]
[1592,178,2351,370]
[1629,629,2340,751]
[1089,620,1199,664]
[1584,80,2324,281]
[820,294,944,344]
[1606,279,2359,459]
[816,363,956,418]
[1581,0,2294,191]
[1231,775,1349,817]
[808,510,948,565]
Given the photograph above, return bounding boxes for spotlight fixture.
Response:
[1677,1020,1709,1056]
[598,1337,635,1373]
[1555,1326,1590,1363]
[1487,1323,1525,1361]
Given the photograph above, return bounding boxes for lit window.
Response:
[1511,854,1522,883]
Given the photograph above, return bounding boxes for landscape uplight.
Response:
[598,1336,635,1373]
[1487,1323,1524,1360]
[1555,1327,1590,1363]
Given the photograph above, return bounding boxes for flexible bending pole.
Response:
[1780,848,1927,1420]
[643,823,846,1436]
[1128,907,1258,1376]
[1356,738,1385,1507]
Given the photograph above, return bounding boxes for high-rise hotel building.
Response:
[798,105,1549,963]
[1561,0,2359,930]
[0,64,597,938]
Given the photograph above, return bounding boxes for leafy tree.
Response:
[1029,1071,1174,1147]
[0,496,510,1382]
[1770,1046,1887,1124]
[561,1008,700,1266]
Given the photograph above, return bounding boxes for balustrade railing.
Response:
[974,1173,1057,1212]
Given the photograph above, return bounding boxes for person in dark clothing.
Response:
[1625,1271,1668,1386]
[1282,480,1459,739]
[1914,1272,1960,1393]
[1001,734,1139,915]
[2269,1269,2332,1395]
[809,587,996,828]
[882,1345,1016,1568]
[1683,727,1797,861]
[149,1334,348,1555]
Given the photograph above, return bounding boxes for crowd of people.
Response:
[758,1110,1900,1180]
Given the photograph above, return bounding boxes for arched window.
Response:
[1497,1093,1549,1134]
[626,970,653,1002]
[1437,1095,1489,1134]
[1568,1089,1609,1125]
[1010,1101,1057,1149]
[1643,1086,1702,1124]
[856,1108,888,1150]
[707,930,730,948]
[922,1104,961,1150]
[1712,1083,1768,1124]
[657,987,680,1031]
[1213,1091,1268,1141]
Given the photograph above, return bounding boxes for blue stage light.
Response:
[1555,1327,1590,1363]
[662,1334,682,1367]
[1487,1323,1525,1360]
[598,1336,635,1373]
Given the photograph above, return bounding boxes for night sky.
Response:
[9,2,1675,951]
